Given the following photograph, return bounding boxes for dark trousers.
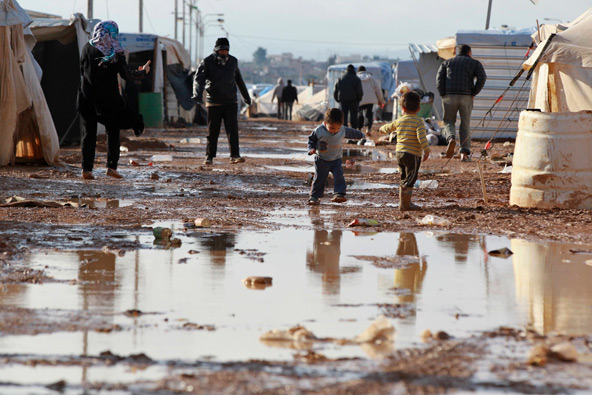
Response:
[340,100,359,129]
[357,104,374,129]
[395,151,422,188]
[206,103,240,159]
[277,101,284,119]
[284,102,294,121]
[80,101,120,172]
[310,157,346,198]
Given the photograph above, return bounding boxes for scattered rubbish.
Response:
[120,146,129,152]
[243,276,273,290]
[418,215,451,227]
[549,342,578,362]
[194,218,212,228]
[129,159,140,166]
[498,165,513,173]
[260,325,316,342]
[355,315,395,344]
[420,329,433,343]
[528,344,548,366]
[151,154,173,162]
[150,172,160,180]
[46,380,66,392]
[364,140,376,147]
[347,218,379,227]
[124,309,143,317]
[182,322,216,331]
[153,227,172,240]
[434,331,450,340]
[488,247,513,257]
[179,138,201,144]
[419,329,450,342]
[294,350,329,363]
[414,179,439,189]
[503,141,511,147]
[1,196,64,208]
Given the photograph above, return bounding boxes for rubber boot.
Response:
[399,187,421,211]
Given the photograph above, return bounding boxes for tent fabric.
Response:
[167,63,194,111]
[159,36,190,68]
[30,14,94,56]
[0,2,60,166]
[524,8,592,112]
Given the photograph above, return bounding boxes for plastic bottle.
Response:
[418,215,451,226]
[414,179,439,189]
[347,218,379,227]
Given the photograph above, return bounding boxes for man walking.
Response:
[271,78,285,119]
[333,64,363,128]
[281,80,298,121]
[192,37,251,165]
[356,65,384,133]
[436,44,486,162]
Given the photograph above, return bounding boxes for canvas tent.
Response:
[252,84,326,119]
[0,0,60,166]
[29,14,96,145]
[327,62,395,109]
[437,28,536,138]
[523,8,592,112]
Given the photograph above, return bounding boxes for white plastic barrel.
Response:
[510,110,592,209]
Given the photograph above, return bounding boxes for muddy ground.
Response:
[1,119,592,393]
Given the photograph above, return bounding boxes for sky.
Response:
[19,0,592,63]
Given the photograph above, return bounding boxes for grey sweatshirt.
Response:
[307,124,365,161]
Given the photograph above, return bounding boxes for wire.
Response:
[143,1,157,34]
[227,33,409,47]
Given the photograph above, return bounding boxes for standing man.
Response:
[333,64,363,128]
[271,78,285,119]
[436,44,486,162]
[281,80,298,121]
[192,37,251,165]
[356,65,385,134]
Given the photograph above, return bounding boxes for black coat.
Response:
[333,69,363,103]
[192,53,250,105]
[281,85,298,103]
[77,42,146,119]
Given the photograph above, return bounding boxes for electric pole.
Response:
[189,0,193,63]
[139,0,143,32]
[485,0,493,29]
[182,0,186,46]
[87,0,93,18]
[174,0,178,40]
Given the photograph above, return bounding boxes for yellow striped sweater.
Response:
[379,114,430,157]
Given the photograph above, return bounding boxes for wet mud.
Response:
[1,119,592,393]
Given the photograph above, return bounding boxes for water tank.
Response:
[510,110,592,209]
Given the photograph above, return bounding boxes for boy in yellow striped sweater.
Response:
[379,92,430,211]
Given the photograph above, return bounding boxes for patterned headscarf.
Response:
[89,21,124,65]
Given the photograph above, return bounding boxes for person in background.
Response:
[78,20,150,180]
[307,108,365,205]
[436,44,486,162]
[379,92,430,211]
[192,37,251,165]
[333,64,363,128]
[281,80,298,121]
[271,78,285,119]
[356,65,385,134]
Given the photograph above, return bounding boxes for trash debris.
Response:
[488,247,513,257]
[182,322,216,331]
[46,380,66,392]
[418,215,451,227]
[194,218,212,228]
[179,138,201,144]
[129,159,140,166]
[355,315,395,343]
[153,227,172,240]
[503,141,511,147]
[347,218,379,227]
[151,154,173,162]
[260,325,316,342]
[150,172,160,180]
[124,309,143,317]
[243,276,273,290]
[414,179,439,189]
[527,344,548,366]
[420,329,433,343]
[498,165,512,173]
[434,331,450,340]
[1,196,64,208]
[549,342,578,362]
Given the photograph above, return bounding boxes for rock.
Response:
[150,172,160,180]
[434,330,450,340]
[550,342,578,362]
[355,315,395,343]
[46,380,66,392]
[420,329,433,343]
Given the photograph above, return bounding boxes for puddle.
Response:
[343,148,392,161]
[264,165,314,173]
[70,198,134,209]
[348,181,393,190]
[2,230,592,383]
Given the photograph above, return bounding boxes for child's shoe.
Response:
[331,194,347,203]
[308,196,320,205]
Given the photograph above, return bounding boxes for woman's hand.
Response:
[139,60,151,74]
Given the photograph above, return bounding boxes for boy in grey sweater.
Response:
[307,108,365,205]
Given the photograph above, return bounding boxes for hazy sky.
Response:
[19,0,591,62]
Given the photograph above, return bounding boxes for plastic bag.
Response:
[418,215,451,226]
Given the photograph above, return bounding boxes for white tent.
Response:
[524,8,592,112]
[0,0,60,166]
[253,84,326,118]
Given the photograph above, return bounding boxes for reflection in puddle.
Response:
[264,165,314,173]
[71,198,134,209]
[343,148,391,161]
[2,230,592,382]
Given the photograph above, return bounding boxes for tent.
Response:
[524,8,592,112]
[251,84,326,118]
[0,0,60,166]
[29,14,96,145]
[437,27,536,138]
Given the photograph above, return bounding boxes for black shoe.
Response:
[133,114,144,137]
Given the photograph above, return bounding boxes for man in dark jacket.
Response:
[436,44,486,161]
[281,80,298,121]
[192,37,251,164]
[333,64,363,128]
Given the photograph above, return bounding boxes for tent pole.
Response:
[485,0,492,30]
[87,0,93,19]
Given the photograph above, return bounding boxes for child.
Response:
[307,108,365,205]
[379,91,430,211]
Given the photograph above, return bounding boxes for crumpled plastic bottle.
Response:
[418,215,451,226]
[347,218,379,227]
[414,179,439,189]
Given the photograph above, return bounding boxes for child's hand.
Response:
[422,151,430,162]
[308,149,316,155]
